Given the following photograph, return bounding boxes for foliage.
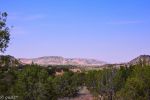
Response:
[0,65,81,100]
[11,65,50,100]
[0,12,10,53]
[53,71,79,98]
[85,68,117,99]
[0,70,16,95]
[84,65,150,100]
[0,63,150,100]
[116,65,150,100]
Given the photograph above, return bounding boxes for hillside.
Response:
[0,55,21,67]
[19,56,106,66]
[128,55,150,66]
[97,55,150,68]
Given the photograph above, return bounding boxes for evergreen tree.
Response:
[0,12,10,53]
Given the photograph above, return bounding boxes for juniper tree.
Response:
[0,12,10,53]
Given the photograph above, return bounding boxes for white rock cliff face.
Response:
[18,56,106,66]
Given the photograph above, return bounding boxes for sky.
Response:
[1,0,150,63]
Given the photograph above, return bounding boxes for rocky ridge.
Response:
[19,56,106,66]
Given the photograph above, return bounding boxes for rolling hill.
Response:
[18,56,106,66]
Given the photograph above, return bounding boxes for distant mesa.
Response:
[1,55,150,68]
[18,56,107,66]
[16,55,150,67]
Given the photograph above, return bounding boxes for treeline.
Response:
[85,65,150,100]
[0,65,84,100]
[0,64,150,100]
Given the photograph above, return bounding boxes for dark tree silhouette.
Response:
[0,12,10,53]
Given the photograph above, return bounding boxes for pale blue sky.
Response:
[1,0,150,63]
